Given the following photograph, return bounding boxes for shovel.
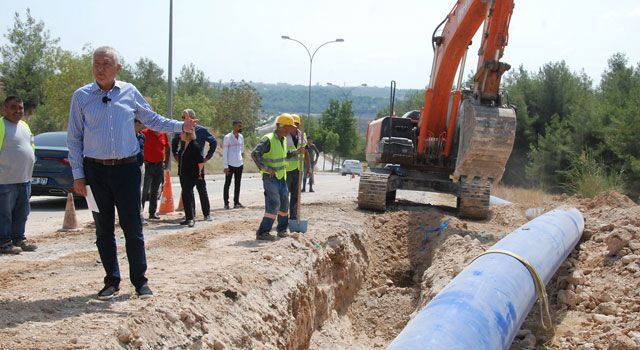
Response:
[288,154,308,233]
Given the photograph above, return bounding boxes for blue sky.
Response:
[2,0,639,89]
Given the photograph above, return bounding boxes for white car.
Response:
[341,160,362,176]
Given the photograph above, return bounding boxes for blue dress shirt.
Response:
[67,80,184,179]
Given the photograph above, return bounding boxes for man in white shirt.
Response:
[223,120,245,209]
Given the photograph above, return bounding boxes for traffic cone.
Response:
[176,195,184,211]
[158,170,175,214]
[351,172,355,180]
[58,193,80,232]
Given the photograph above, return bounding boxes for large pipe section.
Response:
[388,207,584,350]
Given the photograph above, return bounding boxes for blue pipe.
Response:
[388,208,584,350]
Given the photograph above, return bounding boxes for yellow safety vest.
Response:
[0,117,35,152]
[286,131,306,172]
[261,132,288,180]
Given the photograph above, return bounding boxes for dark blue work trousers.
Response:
[84,160,147,289]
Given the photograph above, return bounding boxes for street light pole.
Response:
[281,36,344,118]
[166,0,174,168]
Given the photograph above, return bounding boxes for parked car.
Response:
[341,159,362,176]
[31,131,74,197]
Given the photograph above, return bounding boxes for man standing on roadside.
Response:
[141,127,170,220]
[223,120,245,209]
[67,46,197,300]
[171,109,216,221]
[251,114,296,241]
[285,114,311,221]
[0,96,38,254]
[302,135,319,193]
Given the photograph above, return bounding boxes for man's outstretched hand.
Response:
[182,113,198,132]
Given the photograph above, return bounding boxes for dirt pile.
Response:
[519,192,640,350]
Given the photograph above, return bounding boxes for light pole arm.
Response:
[311,40,342,63]
[282,36,344,117]
[283,37,312,61]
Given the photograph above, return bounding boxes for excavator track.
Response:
[357,172,391,211]
[457,175,491,219]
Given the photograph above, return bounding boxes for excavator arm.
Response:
[417,0,515,158]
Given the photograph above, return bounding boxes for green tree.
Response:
[176,63,209,96]
[599,53,640,194]
[131,57,166,97]
[212,81,261,136]
[375,89,424,118]
[0,9,60,116]
[30,50,93,133]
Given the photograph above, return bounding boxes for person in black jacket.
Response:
[178,131,204,228]
[171,109,216,221]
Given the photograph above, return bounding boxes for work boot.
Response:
[277,231,289,238]
[256,233,276,241]
[0,241,21,255]
[13,239,37,252]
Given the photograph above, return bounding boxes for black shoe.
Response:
[136,284,153,299]
[13,239,37,252]
[179,220,190,225]
[187,220,195,228]
[0,242,21,255]
[301,188,306,192]
[149,213,160,220]
[203,215,212,221]
[97,285,120,301]
[256,233,276,241]
[224,204,230,210]
[309,189,315,193]
[234,203,245,209]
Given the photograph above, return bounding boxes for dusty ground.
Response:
[1,173,639,349]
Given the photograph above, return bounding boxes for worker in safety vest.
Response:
[251,113,297,241]
[285,114,311,220]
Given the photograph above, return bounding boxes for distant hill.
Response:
[250,82,420,118]
[212,81,422,134]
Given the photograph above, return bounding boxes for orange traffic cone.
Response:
[59,193,80,231]
[176,195,184,211]
[158,170,175,214]
[351,172,355,180]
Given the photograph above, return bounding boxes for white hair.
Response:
[93,46,121,65]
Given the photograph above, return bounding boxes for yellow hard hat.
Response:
[291,114,301,124]
[276,113,295,126]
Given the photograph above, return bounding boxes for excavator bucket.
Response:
[453,99,516,219]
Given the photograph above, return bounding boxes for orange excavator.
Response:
[358,0,516,219]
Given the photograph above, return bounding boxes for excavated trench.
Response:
[112,204,512,349]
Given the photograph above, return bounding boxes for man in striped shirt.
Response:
[67,46,197,301]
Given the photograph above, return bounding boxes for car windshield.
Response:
[34,132,67,147]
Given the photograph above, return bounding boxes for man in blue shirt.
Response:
[67,46,197,301]
[171,109,217,221]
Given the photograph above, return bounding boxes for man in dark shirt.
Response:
[302,136,320,192]
[171,109,216,221]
